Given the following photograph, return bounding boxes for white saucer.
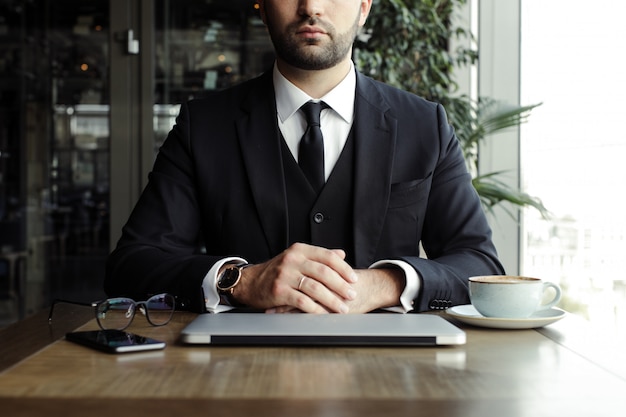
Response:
[446,304,566,329]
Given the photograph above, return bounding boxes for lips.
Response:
[297,25,326,38]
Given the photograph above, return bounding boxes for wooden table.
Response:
[1,304,625,417]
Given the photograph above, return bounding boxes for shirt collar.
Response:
[273,62,356,124]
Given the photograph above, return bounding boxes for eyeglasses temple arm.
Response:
[47,299,96,324]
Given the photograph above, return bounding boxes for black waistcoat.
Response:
[281,130,355,266]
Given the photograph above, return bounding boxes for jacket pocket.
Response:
[375,173,432,258]
[388,173,432,209]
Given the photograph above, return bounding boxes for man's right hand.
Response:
[231,243,358,313]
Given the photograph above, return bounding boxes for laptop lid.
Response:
[180,313,465,346]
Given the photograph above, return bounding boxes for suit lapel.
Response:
[233,71,396,264]
[352,74,396,267]
[235,72,289,256]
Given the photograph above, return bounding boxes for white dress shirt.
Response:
[203,62,419,313]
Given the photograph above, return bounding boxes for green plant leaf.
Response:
[473,172,550,219]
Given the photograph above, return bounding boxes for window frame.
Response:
[464,0,523,274]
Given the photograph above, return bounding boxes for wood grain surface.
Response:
[1,308,625,417]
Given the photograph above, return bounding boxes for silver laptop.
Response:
[180,313,465,346]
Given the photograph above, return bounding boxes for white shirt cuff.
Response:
[202,257,246,313]
[369,259,420,313]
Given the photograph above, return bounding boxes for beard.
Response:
[266,15,361,70]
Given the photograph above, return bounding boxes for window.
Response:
[520,0,626,339]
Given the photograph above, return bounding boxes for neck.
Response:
[276,58,352,99]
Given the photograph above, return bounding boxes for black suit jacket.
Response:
[105,70,504,312]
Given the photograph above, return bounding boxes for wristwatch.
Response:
[216,262,249,305]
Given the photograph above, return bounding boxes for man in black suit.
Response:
[105,0,504,314]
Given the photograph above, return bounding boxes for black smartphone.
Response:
[65,329,166,353]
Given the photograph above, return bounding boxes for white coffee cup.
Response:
[469,275,562,319]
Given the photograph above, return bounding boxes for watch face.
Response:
[218,267,241,291]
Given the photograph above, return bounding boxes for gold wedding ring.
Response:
[298,276,307,291]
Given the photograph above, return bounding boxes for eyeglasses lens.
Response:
[145,294,175,326]
[96,298,135,330]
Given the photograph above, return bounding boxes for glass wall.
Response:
[0,0,273,327]
[0,0,110,326]
[521,0,626,340]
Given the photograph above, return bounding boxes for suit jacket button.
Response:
[313,213,324,224]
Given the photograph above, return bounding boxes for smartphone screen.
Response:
[65,330,166,353]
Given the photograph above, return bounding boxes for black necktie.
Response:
[298,101,327,192]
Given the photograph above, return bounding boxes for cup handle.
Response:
[537,282,562,311]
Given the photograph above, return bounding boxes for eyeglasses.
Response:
[48,293,176,331]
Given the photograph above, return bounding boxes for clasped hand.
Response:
[231,243,403,314]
